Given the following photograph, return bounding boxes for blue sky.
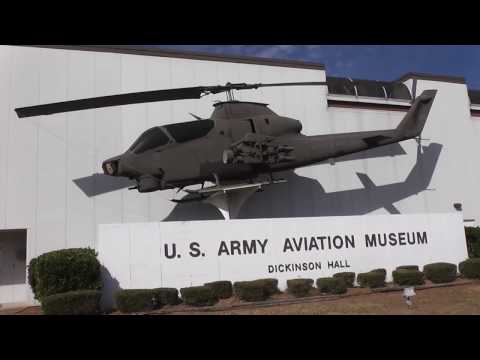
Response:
[153,45,480,89]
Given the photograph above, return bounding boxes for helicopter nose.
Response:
[102,156,122,176]
[297,120,303,133]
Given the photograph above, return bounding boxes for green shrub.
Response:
[42,290,102,315]
[204,281,233,299]
[396,265,419,271]
[180,286,218,306]
[472,242,480,258]
[287,279,314,297]
[370,268,387,277]
[115,288,180,312]
[333,272,355,287]
[423,263,457,283]
[27,257,39,297]
[234,281,269,302]
[28,248,102,301]
[253,278,279,295]
[357,272,385,288]
[465,226,480,241]
[465,227,480,258]
[115,289,160,313]
[392,269,425,286]
[153,288,180,305]
[316,277,347,295]
[459,258,480,279]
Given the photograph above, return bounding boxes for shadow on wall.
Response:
[164,142,443,221]
[100,265,121,312]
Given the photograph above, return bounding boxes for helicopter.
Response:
[15,82,437,204]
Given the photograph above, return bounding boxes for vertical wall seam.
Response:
[4,50,14,228]
[128,225,132,288]
[34,50,41,256]
[169,58,174,122]
[158,223,163,287]
[64,53,70,248]
[93,54,97,249]
[120,55,125,224]
[145,58,151,222]
[4,48,14,229]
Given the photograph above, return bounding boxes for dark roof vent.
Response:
[353,79,386,98]
[382,82,412,100]
[469,90,480,105]
[326,77,356,96]
[326,77,411,101]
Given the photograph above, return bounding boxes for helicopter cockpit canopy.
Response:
[164,120,214,143]
[128,120,215,154]
[129,127,170,154]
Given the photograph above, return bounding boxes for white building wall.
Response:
[0,45,477,303]
[413,80,474,219]
[325,107,407,214]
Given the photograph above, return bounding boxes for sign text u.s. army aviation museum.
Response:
[97,213,467,305]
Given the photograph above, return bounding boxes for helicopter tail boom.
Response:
[395,89,437,140]
[268,90,437,171]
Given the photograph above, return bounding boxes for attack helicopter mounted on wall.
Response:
[15,81,437,209]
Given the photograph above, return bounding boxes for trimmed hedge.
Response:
[253,278,279,295]
[396,265,419,271]
[465,227,480,257]
[465,226,480,242]
[357,272,385,288]
[28,248,102,301]
[27,257,39,299]
[234,281,269,302]
[371,268,387,277]
[42,290,102,315]
[459,258,480,279]
[423,263,457,284]
[472,243,480,258]
[392,269,425,286]
[333,272,355,287]
[115,288,181,313]
[316,277,347,295]
[204,281,233,299]
[180,286,218,307]
[287,279,314,297]
[115,289,160,313]
[154,288,181,305]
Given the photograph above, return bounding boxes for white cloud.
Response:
[230,45,294,58]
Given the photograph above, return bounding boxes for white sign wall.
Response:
[97,213,468,306]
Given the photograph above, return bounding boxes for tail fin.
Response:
[396,90,437,139]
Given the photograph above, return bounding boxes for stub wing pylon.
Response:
[171,178,287,204]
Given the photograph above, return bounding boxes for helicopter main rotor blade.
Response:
[207,82,328,93]
[255,82,327,89]
[15,81,328,118]
[15,86,206,118]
